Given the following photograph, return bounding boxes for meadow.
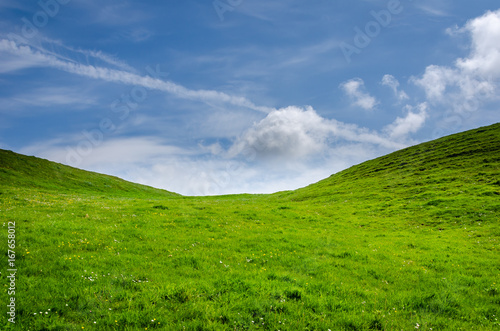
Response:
[1,123,499,330]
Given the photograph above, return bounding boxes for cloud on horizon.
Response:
[21,105,425,195]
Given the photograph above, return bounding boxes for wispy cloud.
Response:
[64,46,139,73]
[0,38,275,114]
[1,86,98,109]
[415,4,451,17]
[19,136,191,168]
[77,2,152,27]
[381,74,409,102]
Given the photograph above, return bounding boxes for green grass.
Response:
[1,123,499,330]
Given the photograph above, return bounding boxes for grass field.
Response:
[1,123,499,330]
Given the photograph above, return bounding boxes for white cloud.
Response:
[227,106,330,161]
[412,65,457,101]
[123,28,154,43]
[412,9,500,116]
[340,78,378,110]
[456,9,500,78]
[130,157,341,196]
[228,106,407,163]
[381,74,409,101]
[384,103,428,139]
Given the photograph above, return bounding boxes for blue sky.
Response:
[1,0,499,195]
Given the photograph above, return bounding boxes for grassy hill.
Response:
[0,149,178,197]
[1,123,499,330]
[274,122,500,225]
[280,122,500,203]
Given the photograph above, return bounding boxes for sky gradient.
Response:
[1,0,499,195]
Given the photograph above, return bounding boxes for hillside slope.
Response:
[275,122,500,224]
[0,149,178,197]
[281,122,500,200]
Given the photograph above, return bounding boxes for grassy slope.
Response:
[275,122,500,224]
[0,123,499,330]
[0,149,178,197]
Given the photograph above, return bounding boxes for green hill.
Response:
[0,123,499,330]
[0,149,178,197]
[274,122,500,226]
[281,122,500,202]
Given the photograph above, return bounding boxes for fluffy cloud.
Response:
[383,103,428,139]
[227,106,408,163]
[455,9,500,78]
[413,64,494,106]
[227,106,330,161]
[340,78,378,110]
[412,9,500,114]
